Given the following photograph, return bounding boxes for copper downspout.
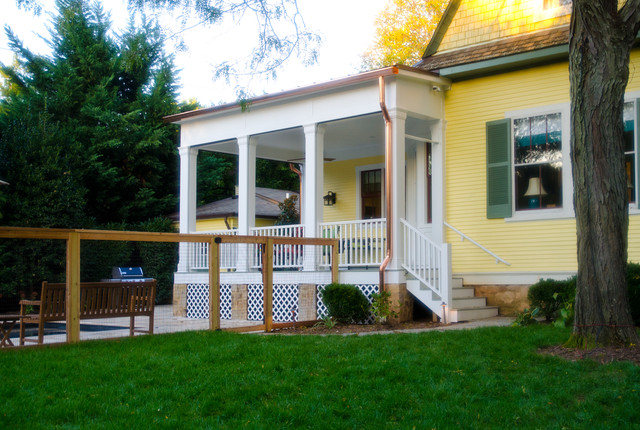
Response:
[289,163,303,197]
[379,76,393,293]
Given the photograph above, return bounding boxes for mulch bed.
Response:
[272,319,442,335]
[539,344,640,366]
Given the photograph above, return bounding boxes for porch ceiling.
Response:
[197,112,387,162]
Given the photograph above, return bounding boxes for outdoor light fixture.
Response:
[323,191,336,206]
[523,177,547,208]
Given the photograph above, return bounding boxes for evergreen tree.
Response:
[0,0,180,296]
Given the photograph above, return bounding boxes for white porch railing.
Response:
[187,220,387,271]
[190,230,238,270]
[401,218,450,305]
[251,224,305,269]
[318,218,386,267]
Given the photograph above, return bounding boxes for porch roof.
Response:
[163,65,439,124]
[165,65,450,162]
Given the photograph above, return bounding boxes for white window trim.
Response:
[505,103,574,222]
[625,92,640,215]
[355,163,385,220]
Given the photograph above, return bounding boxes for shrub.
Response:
[321,283,370,324]
[527,277,576,321]
[370,291,397,324]
[627,262,640,326]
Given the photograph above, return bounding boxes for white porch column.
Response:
[303,123,325,270]
[178,146,198,272]
[237,136,256,271]
[390,109,407,270]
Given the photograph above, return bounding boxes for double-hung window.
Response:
[487,99,640,219]
[624,100,637,206]
[513,113,563,211]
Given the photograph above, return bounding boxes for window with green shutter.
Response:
[486,119,512,219]
[627,99,640,205]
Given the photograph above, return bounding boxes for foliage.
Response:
[256,159,299,191]
[362,0,447,69]
[370,290,398,324]
[275,194,299,226]
[134,217,178,304]
[511,307,540,327]
[1,0,180,226]
[527,277,576,321]
[197,151,236,206]
[321,283,370,324]
[313,315,336,329]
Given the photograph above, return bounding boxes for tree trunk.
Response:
[569,0,640,346]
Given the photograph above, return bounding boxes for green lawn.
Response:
[1,325,638,429]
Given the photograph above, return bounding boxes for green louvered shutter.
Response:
[486,119,512,219]
[636,98,640,204]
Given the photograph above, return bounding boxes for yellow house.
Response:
[165,0,639,322]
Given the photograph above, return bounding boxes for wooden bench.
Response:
[19,280,156,345]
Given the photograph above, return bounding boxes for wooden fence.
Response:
[0,227,339,342]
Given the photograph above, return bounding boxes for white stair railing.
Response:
[401,219,450,305]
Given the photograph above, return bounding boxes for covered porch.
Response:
[166,65,454,320]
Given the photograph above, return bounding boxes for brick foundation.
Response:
[470,284,530,316]
[172,283,187,317]
[385,283,413,323]
[231,284,248,320]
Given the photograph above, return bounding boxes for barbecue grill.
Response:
[104,266,155,282]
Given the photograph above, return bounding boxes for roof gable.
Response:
[424,0,571,57]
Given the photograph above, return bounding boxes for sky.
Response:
[0,0,388,106]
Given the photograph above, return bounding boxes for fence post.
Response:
[331,239,339,283]
[66,232,81,343]
[262,238,273,332]
[209,237,221,331]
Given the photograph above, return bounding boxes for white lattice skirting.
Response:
[187,283,379,323]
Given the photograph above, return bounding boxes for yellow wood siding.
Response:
[445,51,640,273]
[174,217,276,232]
[322,156,384,223]
[439,0,570,52]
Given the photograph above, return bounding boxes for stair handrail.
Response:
[400,218,450,305]
[444,222,511,266]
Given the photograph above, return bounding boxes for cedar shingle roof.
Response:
[416,26,570,72]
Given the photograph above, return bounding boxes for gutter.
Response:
[378,76,392,293]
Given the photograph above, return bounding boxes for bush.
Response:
[527,277,576,321]
[627,262,640,326]
[321,283,370,324]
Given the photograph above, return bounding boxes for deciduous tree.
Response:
[362,0,447,69]
[569,0,640,346]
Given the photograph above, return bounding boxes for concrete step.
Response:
[451,296,487,309]
[451,287,475,299]
[449,306,499,323]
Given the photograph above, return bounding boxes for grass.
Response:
[1,325,639,429]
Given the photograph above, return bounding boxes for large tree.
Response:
[361,0,447,69]
[569,0,640,346]
[1,0,180,225]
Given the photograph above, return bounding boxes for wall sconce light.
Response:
[323,191,336,206]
